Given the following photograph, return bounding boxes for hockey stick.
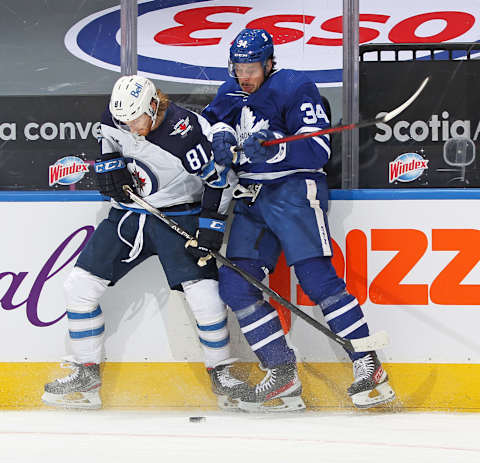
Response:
[233,76,430,151]
[122,185,389,353]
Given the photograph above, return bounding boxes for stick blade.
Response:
[350,330,389,352]
[383,76,430,123]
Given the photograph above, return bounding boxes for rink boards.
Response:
[1,190,480,411]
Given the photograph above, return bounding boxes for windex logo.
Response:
[49,156,89,186]
[376,111,480,143]
[389,153,429,183]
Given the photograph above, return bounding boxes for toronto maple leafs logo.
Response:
[236,106,269,164]
[170,117,192,137]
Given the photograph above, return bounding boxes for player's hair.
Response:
[269,56,277,76]
[156,89,169,113]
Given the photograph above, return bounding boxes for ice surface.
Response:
[0,409,479,463]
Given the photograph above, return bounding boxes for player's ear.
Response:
[265,59,273,74]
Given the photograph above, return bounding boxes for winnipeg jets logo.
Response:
[129,161,147,194]
[236,106,269,165]
[170,117,192,137]
[126,159,151,196]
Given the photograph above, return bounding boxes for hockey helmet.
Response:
[109,75,159,123]
[228,29,274,77]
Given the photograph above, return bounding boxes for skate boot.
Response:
[238,363,306,412]
[42,358,101,409]
[347,352,395,408]
[208,364,250,410]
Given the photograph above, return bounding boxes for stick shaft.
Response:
[236,76,430,149]
[122,186,389,352]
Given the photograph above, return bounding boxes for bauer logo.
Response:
[389,153,429,183]
[64,0,480,86]
[49,156,89,186]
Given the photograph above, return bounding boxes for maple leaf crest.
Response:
[235,107,270,164]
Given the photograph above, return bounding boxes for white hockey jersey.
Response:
[100,102,220,211]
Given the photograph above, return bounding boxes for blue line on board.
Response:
[1,189,480,202]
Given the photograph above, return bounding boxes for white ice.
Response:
[1,409,479,463]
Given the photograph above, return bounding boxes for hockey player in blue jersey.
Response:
[42,75,249,410]
[200,28,396,411]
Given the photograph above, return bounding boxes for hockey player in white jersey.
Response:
[42,75,249,410]
[200,29,396,411]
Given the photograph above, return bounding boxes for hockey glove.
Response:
[243,129,286,164]
[94,152,135,203]
[185,211,227,266]
[212,130,238,167]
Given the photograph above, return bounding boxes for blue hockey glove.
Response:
[243,129,285,163]
[185,211,227,266]
[94,152,134,203]
[212,130,237,167]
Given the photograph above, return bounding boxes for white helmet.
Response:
[109,75,159,123]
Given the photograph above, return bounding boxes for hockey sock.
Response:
[235,301,296,368]
[182,279,232,368]
[64,267,108,364]
[295,257,370,361]
[219,259,296,368]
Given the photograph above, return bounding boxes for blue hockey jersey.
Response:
[202,69,331,184]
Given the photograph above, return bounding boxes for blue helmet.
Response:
[228,29,274,77]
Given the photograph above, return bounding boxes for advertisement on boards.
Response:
[359,59,480,188]
[0,96,105,191]
[64,0,480,86]
[3,1,480,190]
[1,198,480,364]
[0,94,212,190]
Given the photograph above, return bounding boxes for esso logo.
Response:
[65,0,480,86]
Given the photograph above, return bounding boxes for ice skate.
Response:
[42,358,101,410]
[208,364,251,410]
[238,363,306,412]
[347,352,395,408]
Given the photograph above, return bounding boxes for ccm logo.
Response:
[209,220,225,230]
[94,159,126,173]
[270,229,480,307]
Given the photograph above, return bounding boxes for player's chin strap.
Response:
[122,185,389,354]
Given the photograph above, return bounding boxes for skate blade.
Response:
[216,395,240,411]
[41,391,102,410]
[238,395,306,413]
[351,382,396,409]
